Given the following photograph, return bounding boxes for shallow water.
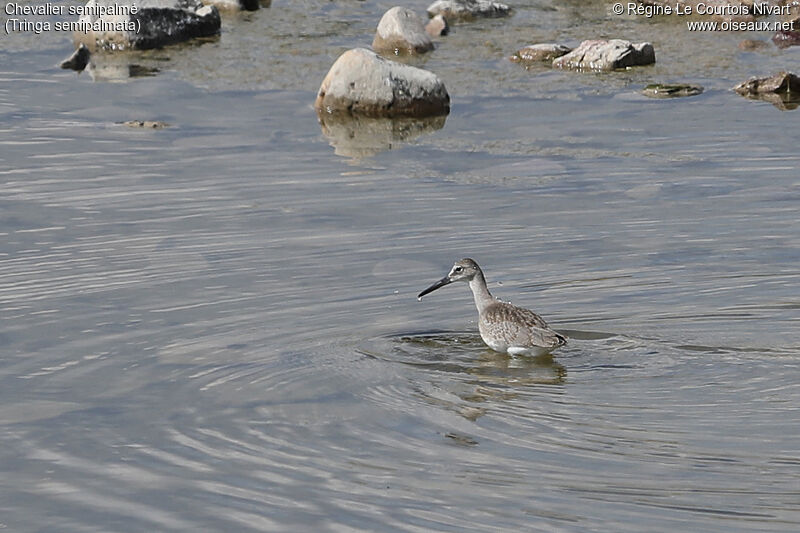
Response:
[1,0,800,531]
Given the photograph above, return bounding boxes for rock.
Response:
[552,39,655,71]
[73,0,220,51]
[772,30,800,49]
[60,43,91,71]
[510,43,571,63]
[642,83,704,98]
[315,48,450,118]
[426,0,510,21]
[733,71,800,95]
[373,6,434,55]
[122,120,170,128]
[738,39,770,51]
[318,114,446,159]
[204,0,258,11]
[425,14,449,37]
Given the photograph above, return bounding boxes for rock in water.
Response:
[642,83,703,98]
[426,0,510,20]
[425,14,449,37]
[74,0,220,51]
[510,43,571,63]
[373,6,434,55]
[733,71,800,95]
[315,48,450,118]
[60,43,91,71]
[552,39,655,71]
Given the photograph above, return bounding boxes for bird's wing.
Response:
[482,302,567,348]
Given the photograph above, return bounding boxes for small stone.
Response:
[425,14,449,37]
[315,48,450,118]
[122,120,170,128]
[373,6,434,55]
[642,83,704,98]
[552,39,655,71]
[510,43,571,63]
[426,0,510,21]
[738,39,769,51]
[60,43,90,71]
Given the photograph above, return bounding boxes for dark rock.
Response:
[426,0,510,21]
[373,6,434,55]
[642,83,704,98]
[60,43,91,71]
[74,0,220,51]
[315,48,450,118]
[733,71,800,95]
[425,14,449,37]
[772,30,800,49]
[510,43,571,63]
[553,39,655,71]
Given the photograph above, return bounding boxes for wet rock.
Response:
[122,120,170,128]
[510,43,571,63]
[373,6,434,55]
[738,39,770,51]
[74,0,220,51]
[318,114,446,159]
[733,71,800,95]
[552,39,655,71]
[642,83,703,98]
[204,0,258,11]
[425,14,449,37]
[426,0,510,21]
[60,43,90,71]
[772,30,800,49]
[315,48,450,118]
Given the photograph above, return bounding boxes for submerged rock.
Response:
[552,39,655,71]
[373,6,434,55]
[510,43,571,63]
[426,0,510,21]
[425,14,449,37]
[315,48,450,118]
[738,39,770,51]
[122,120,170,128]
[733,71,800,95]
[60,43,91,71]
[642,83,704,98]
[73,0,220,51]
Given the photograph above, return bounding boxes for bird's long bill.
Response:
[418,276,452,299]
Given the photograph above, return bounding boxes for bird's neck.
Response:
[468,272,495,313]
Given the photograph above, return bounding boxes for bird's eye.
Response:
[454,266,463,273]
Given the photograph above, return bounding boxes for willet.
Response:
[418,258,567,356]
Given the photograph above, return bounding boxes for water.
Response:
[1,0,799,531]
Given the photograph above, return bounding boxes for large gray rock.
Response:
[510,43,571,63]
[373,6,434,55]
[426,0,510,20]
[315,48,450,118]
[73,0,220,51]
[552,39,655,71]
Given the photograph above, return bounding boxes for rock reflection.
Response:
[737,92,800,111]
[318,113,446,159]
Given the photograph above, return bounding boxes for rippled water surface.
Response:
[1,0,799,531]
